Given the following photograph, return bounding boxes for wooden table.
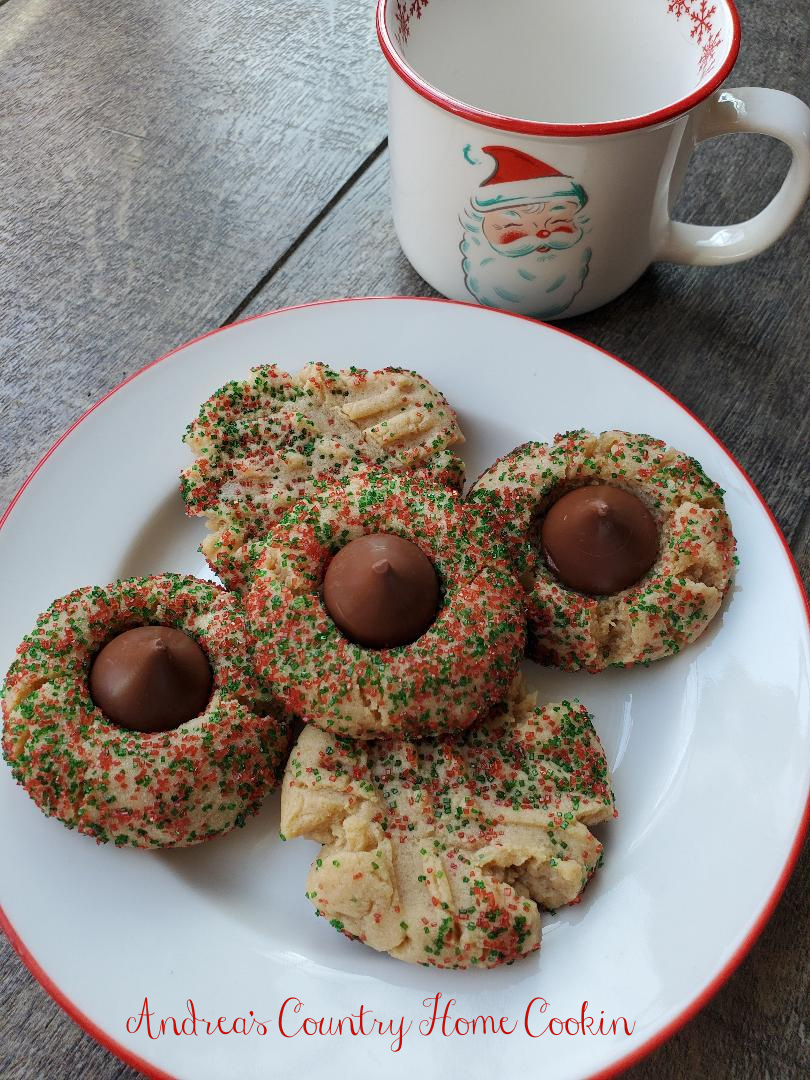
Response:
[1,1,807,1076]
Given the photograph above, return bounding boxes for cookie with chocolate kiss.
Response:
[468,430,736,671]
[246,470,526,739]
[322,533,440,649]
[2,575,290,847]
[541,485,659,596]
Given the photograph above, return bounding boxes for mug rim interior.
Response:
[376,0,741,137]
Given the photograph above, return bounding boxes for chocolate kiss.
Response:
[541,484,659,596]
[322,533,440,649]
[89,625,213,733]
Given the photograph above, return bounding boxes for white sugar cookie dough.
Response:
[281,682,615,969]
[468,430,737,671]
[2,574,290,848]
[245,469,526,740]
[181,363,466,591]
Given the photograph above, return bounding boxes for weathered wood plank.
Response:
[0,0,387,506]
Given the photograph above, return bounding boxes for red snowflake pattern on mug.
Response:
[662,0,724,81]
[395,1,410,45]
[393,1,723,87]
[699,29,724,76]
[667,0,692,18]
[394,0,430,49]
[689,0,717,44]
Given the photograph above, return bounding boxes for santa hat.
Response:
[472,146,585,212]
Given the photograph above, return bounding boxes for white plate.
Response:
[1,298,808,1080]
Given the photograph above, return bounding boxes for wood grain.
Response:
[0,0,387,508]
[1,0,808,1077]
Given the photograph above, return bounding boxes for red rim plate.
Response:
[1,296,807,1080]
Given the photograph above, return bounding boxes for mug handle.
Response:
[657,87,810,265]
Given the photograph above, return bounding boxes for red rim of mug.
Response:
[0,296,807,1080]
[376,0,742,137]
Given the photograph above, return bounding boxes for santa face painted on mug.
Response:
[481,200,584,255]
[461,146,591,319]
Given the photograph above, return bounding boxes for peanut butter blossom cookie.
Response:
[181,362,466,591]
[468,430,737,671]
[245,470,526,739]
[1,574,290,848]
[281,683,615,969]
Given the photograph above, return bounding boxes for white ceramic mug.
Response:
[377,0,810,319]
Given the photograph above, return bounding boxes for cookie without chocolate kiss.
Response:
[180,363,466,591]
[281,680,615,969]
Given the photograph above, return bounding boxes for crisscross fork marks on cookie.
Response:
[281,689,615,968]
